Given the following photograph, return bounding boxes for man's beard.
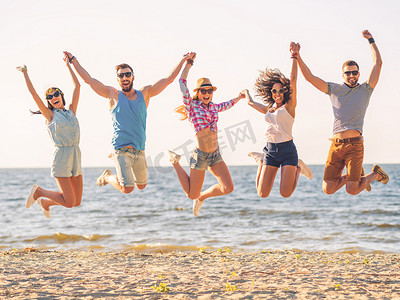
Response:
[347,78,358,87]
[121,81,133,92]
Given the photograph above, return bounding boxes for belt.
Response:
[116,147,144,154]
[329,136,363,143]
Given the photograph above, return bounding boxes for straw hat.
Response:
[193,78,217,93]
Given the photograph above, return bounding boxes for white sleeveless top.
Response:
[264,105,294,143]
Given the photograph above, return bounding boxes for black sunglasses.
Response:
[199,89,213,95]
[117,72,133,78]
[343,71,359,76]
[271,88,285,94]
[46,90,60,100]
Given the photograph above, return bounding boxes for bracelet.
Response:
[69,56,76,63]
[291,56,298,59]
[368,38,375,44]
[187,59,194,65]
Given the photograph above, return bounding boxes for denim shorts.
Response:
[190,148,224,171]
[51,145,82,177]
[112,147,147,187]
[263,140,298,167]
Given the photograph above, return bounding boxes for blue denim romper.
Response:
[47,109,82,177]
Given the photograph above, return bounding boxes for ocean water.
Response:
[0,165,399,253]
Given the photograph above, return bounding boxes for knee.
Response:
[222,183,234,195]
[322,182,336,195]
[257,190,270,198]
[280,191,294,198]
[346,185,359,196]
[323,187,335,195]
[121,186,135,194]
[136,184,146,190]
[188,192,200,200]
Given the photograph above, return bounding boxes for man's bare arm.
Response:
[362,30,382,89]
[296,44,328,94]
[64,51,118,100]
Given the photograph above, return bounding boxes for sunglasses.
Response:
[271,88,285,94]
[117,72,133,78]
[199,89,213,95]
[46,90,60,100]
[343,71,359,76]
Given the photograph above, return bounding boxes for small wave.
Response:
[24,232,109,244]
[361,209,400,216]
[376,223,400,228]
[355,222,400,229]
[121,243,207,253]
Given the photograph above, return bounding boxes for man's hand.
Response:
[184,52,196,65]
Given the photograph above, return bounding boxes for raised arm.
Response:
[362,30,382,89]
[297,44,328,94]
[63,51,118,100]
[141,52,196,105]
[286,42,298,117]
[63,53,80,115]
[244,89,268,114]
[180,53,196,81]
[16,65,53,122]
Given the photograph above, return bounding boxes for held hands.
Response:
[290,42,300,56]
[238,90,246,100]
[362,30,373,39]
[183,52,196,65]
[242,89,254,104]
[63,51,76,64]
[16,65,27,72]
[63,52,71,66]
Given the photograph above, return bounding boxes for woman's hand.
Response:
[184,52,196,65]
[290,41,300,55]
[242,89,253,105]
[63,51,75,64]
[362,30,373,39]
[16,65,27,72]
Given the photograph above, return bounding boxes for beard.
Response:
[347,77,359,87]
[121,81,133,92]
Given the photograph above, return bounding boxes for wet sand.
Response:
[1,248,400,299]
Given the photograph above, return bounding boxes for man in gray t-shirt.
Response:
[295,30,389,196]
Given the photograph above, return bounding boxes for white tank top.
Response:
[264,105,294,143]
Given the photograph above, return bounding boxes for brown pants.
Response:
[323,140,364,182]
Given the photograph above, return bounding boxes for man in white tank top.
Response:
[295,30,389,195]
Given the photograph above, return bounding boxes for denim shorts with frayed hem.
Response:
[112,147,147,187]
[263,140,298,168]
[324,140,364,182]
[190,148,224,171]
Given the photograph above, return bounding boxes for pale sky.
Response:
[1,0,399,168]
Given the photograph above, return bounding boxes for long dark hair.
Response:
[31,87,65,115]
[254,68,292,110]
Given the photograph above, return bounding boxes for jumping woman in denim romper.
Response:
[245,42,313,198]
[168,53,246,217]
[17,53,82,218]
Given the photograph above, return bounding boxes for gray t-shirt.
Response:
[327,82,373,135]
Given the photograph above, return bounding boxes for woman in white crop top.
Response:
[244,42,312,198]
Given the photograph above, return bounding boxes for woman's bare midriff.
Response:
[333,129,361,139]
[195,127,219,153]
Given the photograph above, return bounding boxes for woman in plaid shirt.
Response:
[169,53,246,217]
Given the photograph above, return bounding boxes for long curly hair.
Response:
[254,68,292,109]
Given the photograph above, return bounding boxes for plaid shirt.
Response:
[179,79,235,133]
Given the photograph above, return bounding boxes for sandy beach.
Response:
[1,248,399,299]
